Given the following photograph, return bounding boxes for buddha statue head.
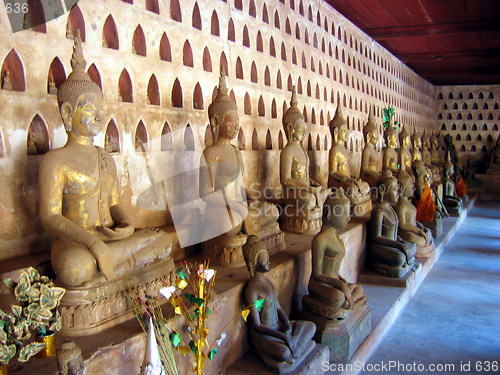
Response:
[444,151,454,177]
[329,103,348,146]
[412,128,422,149]
[57,30,103,137]
[397,169,414,198]
[208,67,239,142]
[243,235,269,277]
[283,86,307,143]
[324,187,350,230]
[363,106,379,146]
[399,124,411,148]
[412,160,426,180]
[384,118,399,150]
[377,170,399,204]
[56,340,84,375]
[422,130,431,149]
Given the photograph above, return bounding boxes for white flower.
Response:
[216,333,226,346]
[200,268,215,282]
[159,286,176,300]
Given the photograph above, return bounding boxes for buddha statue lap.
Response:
[396,170,434,258]
[443,153,463,216]
[328,103,371,216]
[199,69,283,266]
[280,87,330,234]
[360,107,382,187]
[382,118,399,175]
[302,188,367,320]
[398,125,413,177]
[39,32,172,289]
[487,134,500,174]
[243,236,317,374]
[367,171,417,278]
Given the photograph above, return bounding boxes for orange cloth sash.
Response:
[455,177,467,197]
[416,182,436,222]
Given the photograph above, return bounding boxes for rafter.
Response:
[397,49,500,63]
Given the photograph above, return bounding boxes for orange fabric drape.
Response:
[416,182,436,222]
[455,177,467,197]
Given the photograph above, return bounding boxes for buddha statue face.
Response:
[367,130,378,145]
[290,119,307,142]
[401,177,415,198]
[401,135,410,148]
[423,138,430,149]
[256,250,270,273]
[387,133,398,148]
[326,199,350,229]
[337,124,347,143]
[218,109,240,141]
[413,137,422,149]
[386,180,399,204]
[61,92,103,138]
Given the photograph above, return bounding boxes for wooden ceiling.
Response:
[325,0,500,86]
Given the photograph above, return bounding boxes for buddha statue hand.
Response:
[90,240,118,281]
[97,222,134,241]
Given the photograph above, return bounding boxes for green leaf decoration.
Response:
[208,348,218,360]
[205,308,212,315]
[14,273,30,302]
[0,327,7,344]
[184,294,205,307]
[188,340,198,354]
[26,267,39,282]
[395,148,399,152]
[3,279,15,292]
[170,332,182,347]
[40,285,65,310]
[176,268,187,280]
[11,305,22,319]
[18,342,46,362]
[0,343,16,364]
[254,299,265,312]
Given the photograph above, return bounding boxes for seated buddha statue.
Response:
[382,118,399,175]
[398,125,413,177]
[243,236,316,373]
[199,69,282,265]
[487,134,500,174]
[411,128,423,163]
[302,188,367,321]
[396,170,434,258]
[39,32,171,287]
[280,86,330,234]
[422,130,440,185]
[442,152,463,216]
[328,103,371,216]
[360,106,382,187]
[367,171,416,278]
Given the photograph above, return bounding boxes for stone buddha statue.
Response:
[396,170,434,258]
[442,152,463,216]
[367,171,416,278]
[328,103,371,216]
[243,236,317,373]
[39,32,172,287]
[280,86,330,234]
[411,128,423,163]
[302,188,367,320]
[398,124,413,176]
[199,69,283,265]
[56,340,84,375]
[360,107,382,187]
[487,134,500,174]
[382,118,399,175]
[443,133,458,168]
[422,130,440,184]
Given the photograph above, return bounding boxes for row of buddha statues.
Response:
[35,33,467,373]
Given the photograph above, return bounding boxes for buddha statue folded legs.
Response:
[368,171,417,278]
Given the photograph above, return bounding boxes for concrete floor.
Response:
[359,200,500,375]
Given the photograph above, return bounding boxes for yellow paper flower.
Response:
[241,309,250,321]
[176,279,188,289]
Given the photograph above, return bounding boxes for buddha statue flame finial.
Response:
[282,86,303,128]
[218,65,228,97]
[329,102,346,131]
[71,30,86,72]
[290,85,298,107]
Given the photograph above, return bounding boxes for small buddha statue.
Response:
[328,103,371,215]
[398,124,413,176]
[48,72,58,95]
[443,134,458,168]
[243,236,316,373]
[396,170,434,258]
[360,106,382,187]
[382,118,399,175]
[56,340,84,375]
[199,69,282,265]
[302,188,367,320]
[27,130,39,155]
[367,171,416,278]
[2,70,13,90]
[411,128,423,163]
[487,134,500,174]
[280,86,330,233]
[442,152,463,216]
[422,130,440,185]
[39,31,172,287]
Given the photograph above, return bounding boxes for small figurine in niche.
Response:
[382,117,399,175]
[56,340,84,375]
[368,171,417,278]
[328,103,371,216]
[243,235,316,374]
[360,106,382,187]
[396,170,434,258]
[39,31,172,287]
[442,152,463,216]
[302,188,367,320]
[398,124,413,177]
[2,70,13,90]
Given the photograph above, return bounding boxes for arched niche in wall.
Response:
[160,33,172,62]
[244,93,251,115]
[271,99,277,119]
[234,0,243,11]
[252,128,259,150]
[103,15,119,50]
[66,4,85,41]
[0,129,5,157]
[285,18,291,34]
[118,69,133,102]
[87,64,102,91]
[249,0,256,17]
[184,124,195,151]
[193,83,203,110]
[278,130,284,150]
[47,57,65,95]
[257,31,263,52]
[192,2,202,30]
[235,57,243,79]
[132,25,146,56]
[307,134,313,151]
[311,108,316,124]
[228,18,235,41]
[204,125,213,148]
[220,52,228,75]
[264,67,270,86]
[269,37,276,57]
[170,0,182,22]
[105,119,120,153]
[276,70,282,89]
[274,10,280,29]
[243,26,250,47]
[146,0,159,14]
[183,40,193,67]
[211,11,219,36]
[27,114,49,155]
[258,96,265,117]
[251,62,258,83]
[24,0,46,33]
[316,135,321,150]
[265,129,272,150]
[161,122,173,151]
[297,77,302,94]
[238,128,246,150]
[2,49,26,92]
[135,121,149,152]
[147,74,160,105]
[172,79,183,108]
[202,47,212,72]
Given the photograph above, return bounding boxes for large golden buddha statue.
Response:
[382,118,399,175]
[199,69,283,265]
[398,124,413,176]
[360,107,382,187]
[280,87,330,234]
[328,103,371,216]
[396,170,434,258]
[367,171,416,278]
[39,32,172,288]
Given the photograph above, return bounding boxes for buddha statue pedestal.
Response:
[59,256,175,336]
[421,212,443,239]
[281,205,323,235]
